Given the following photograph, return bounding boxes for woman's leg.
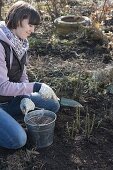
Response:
[30,93,60,113]
[5,96,24,116]
[4,93,60,116]
[0,108,27,149]
[0,93,59,149]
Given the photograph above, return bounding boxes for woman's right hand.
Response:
[39,83,59,101]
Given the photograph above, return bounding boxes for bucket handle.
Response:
[25,107,44,115]
[24,107,44,125]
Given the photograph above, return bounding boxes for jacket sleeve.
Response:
[0,43,35,96]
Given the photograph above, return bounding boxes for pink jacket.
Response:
[0,22,35,97]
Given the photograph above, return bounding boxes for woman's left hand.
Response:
[20,98,35,114]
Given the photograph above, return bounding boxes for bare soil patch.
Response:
[1,1,113,170]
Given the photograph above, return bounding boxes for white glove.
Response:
[39,83,59,101]
[20,98,35,114]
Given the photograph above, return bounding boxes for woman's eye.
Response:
[29,24,33,27]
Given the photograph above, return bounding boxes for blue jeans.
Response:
[0,93,60,149]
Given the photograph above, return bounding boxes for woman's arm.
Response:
[0,43,35,96]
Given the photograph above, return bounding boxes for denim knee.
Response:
[0,129,27,150]
[12,130,27,149]
[51,100,60,113]
[30,93,60,114]
[5,129,27,149]
[0,108,27,149]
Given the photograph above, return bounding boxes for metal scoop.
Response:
[59,97,83,108]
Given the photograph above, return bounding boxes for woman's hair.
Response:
[5,1,40,29]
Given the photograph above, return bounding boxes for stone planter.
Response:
[54,15,91,35]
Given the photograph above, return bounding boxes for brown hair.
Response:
[5,1,40,29]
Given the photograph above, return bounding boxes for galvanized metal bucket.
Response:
[24,109,57,148]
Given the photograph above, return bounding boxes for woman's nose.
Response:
[30,26,35,33]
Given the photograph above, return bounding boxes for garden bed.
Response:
[1,0,113,169]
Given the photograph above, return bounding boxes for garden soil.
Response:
[1,1,113,170]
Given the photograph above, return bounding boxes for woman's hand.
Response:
[39,83,59,101]
[20,98,35,114]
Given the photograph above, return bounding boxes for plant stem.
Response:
[99,0,108,22]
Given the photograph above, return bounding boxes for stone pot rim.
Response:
[54,15,91,25]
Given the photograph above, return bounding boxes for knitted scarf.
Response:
[0,22,29,60]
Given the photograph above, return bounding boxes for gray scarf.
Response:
[1,23,29,60]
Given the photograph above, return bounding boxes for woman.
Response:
[0,1,60,149]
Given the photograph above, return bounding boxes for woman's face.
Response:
[12,19,35,39]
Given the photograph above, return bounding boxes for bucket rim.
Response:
[24,109,57,127]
